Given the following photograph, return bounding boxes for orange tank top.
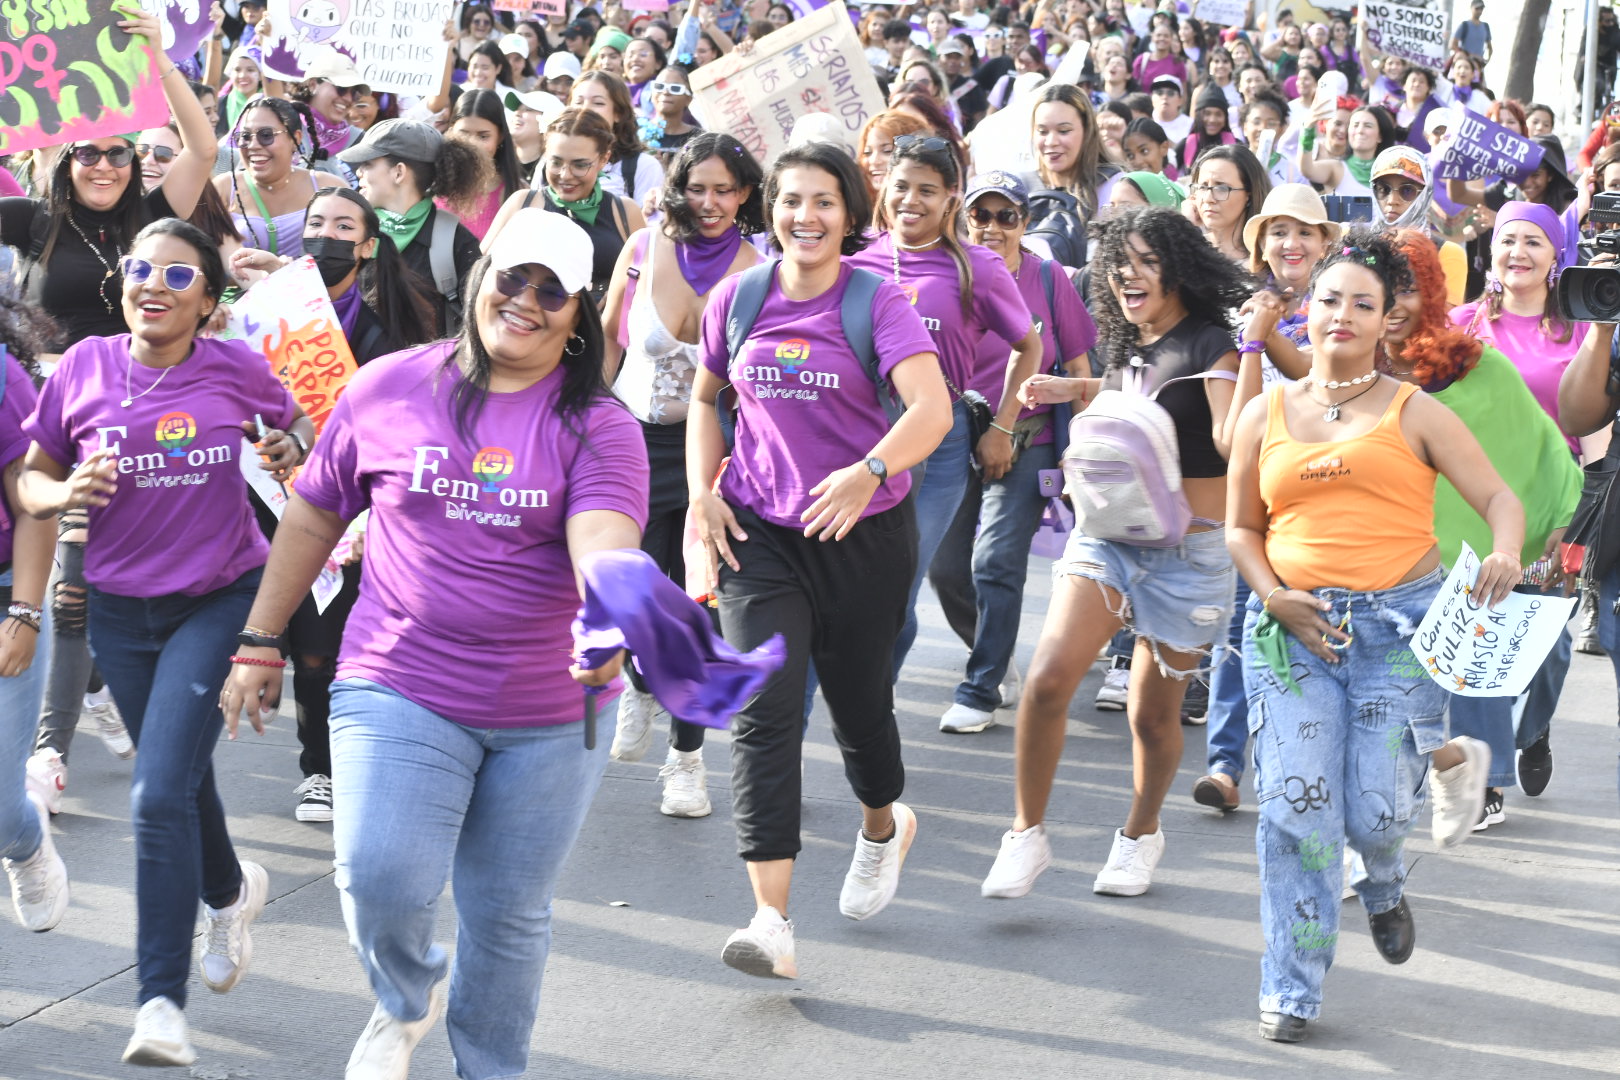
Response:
[1259,381,1438,592]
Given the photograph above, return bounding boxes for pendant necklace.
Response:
[123,354,173,409]
[1305,377,1378,422]
[65,211,120,315]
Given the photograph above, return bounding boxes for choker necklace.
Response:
[123,353,174,408]
[1304,369,1377,390]
[894,236,941,251]
[1305,376,1379,422]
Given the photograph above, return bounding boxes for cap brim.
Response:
[336,142,388,165]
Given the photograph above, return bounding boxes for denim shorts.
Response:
[1057,526,1235,670]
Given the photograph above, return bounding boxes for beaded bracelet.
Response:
[5,603,41,632]
[1239,340,1267,355]
[229,655,287,669]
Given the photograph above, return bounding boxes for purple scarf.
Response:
[309,107,352,161]
[330,283,364,341]
[676,225,744,297]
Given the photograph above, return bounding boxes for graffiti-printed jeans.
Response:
[1241,569,1447,1020]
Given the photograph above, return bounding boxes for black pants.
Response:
[718,498,915,862]
[927,469,982,650]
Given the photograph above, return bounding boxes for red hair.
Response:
[1486,98,1527,135]
[1390,229,1480,385]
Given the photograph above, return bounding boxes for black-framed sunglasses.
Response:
[71,144,136,169]
[493,267,571,311]
[324,81,363,99]
[120,257,203,292]
[649,80,692,96]
[1373,179,1422,203]
[968,205,1022,227]
[892,134,952,154]
[230,126,288,148]
[136,143,177,164]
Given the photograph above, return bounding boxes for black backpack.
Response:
[1025,187,1089,270]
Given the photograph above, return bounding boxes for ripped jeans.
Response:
[1241,569,1446,1020]
[33,511,106,762]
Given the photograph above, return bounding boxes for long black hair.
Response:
[307,187,436,347]
[444,255,611,440]
[874,133,972,316]
[469,39,520,89]
[660,132,766,242]
[36,140,150,284]
[130,218,228,330]
[764,141,872,257]
[453,88,524,202]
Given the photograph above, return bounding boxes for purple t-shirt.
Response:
[296,343,650,728]
[0,354,39,566]
[700,264,936,530]
[968,254,1098,416]
[849,234,1032,396]
[25,336,296,597]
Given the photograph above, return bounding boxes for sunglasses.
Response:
[230,126,287,148]
[71,144,136,169]
[120,257,203,292]
[1373,180,1422,202]
[493,267,571,311]
[324,81,362,99]
[968,205,1022,227]
[892,134,953,154]
[649,80,692,96]
[136,143,177,165]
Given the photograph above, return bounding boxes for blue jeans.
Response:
[330,679,615,1080]
[1241,570,1447,1021]
[1446,583,1571,789]
[0,571,51,864]
[1205,582,1253,781]
[955,441,1056,710]
[88,569,258,1008]
[893,398,972,675]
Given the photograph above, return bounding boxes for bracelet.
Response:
[242,623,284,638]
[1239,340,1266,354]
[236,629,285,650]
[988,421,1016,436]
[9,602,42,621]
[230,655,287,669]
[1263,585,1285,611]
[5,613,40,633]
[160,64,177,78]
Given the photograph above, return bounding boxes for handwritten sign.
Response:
[493,0,564,15]
[136,0,211,62]
[1433,108,1545,184]
[1411,543,1576,698]
[258,0,453,94]
[1364,0,1448,72]
[224,257,358,434]
[689,0,883,166]
[0,4,170,156]
[1193,0,1248,28]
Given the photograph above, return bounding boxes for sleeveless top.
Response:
[1259,380,1437,591]
[230,172,319,258]
[612,237,699,425]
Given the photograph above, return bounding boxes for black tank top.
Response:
[530,187,627,306]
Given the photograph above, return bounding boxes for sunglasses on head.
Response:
[650,80,691,96]
[968,205,1022,227]
[71,144,136,169]
[892,134,952,154]
[136,143,177,164]
[1373,179,1422,202]
[120,257,203,292]
[493,267,571,311]
[230,126,287,148]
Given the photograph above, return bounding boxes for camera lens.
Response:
[1594,274,1620,316]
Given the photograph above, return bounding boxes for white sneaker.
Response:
[294,774,334,823]
[609,684,661,763]
[24,749,65,816]
[940,702,996,734]
[1094,658,1129,711]
[122,996,196,1066]
[200,859,268,993]
[346,983,445,1080]
[658,749,711,818]
[838,802,917,920]
[84,689,134,759]
[5,793,68,932]
[980,824,1052,899]
[1430,737,1490,848]
[1341,846,1359,901]
[721,906,798,979]
[999,659,1023,709]
[1092,828,1164,896]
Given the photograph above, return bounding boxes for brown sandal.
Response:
[1192,773,1240,812]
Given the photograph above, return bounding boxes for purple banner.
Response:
[1433,109,1544,184]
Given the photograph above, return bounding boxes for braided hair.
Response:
[228,96,321,248]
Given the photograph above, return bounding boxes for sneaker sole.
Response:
[981,851,1052,899]
[1472,809,1506,832]
[940,716,997,734]
[721,938,795,978]
[659,798,712,818]
[295,803,335,823]
[202,861,268,994]
[1433,738,1489,848]
[1094,697,1126,712]
[1093,879,1150,897]
[122,1039,197,1067]
[1258,1018,1308,1043]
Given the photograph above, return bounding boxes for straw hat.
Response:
[1241,183,1343,262]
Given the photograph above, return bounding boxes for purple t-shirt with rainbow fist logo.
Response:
[700,264,937,530]
[25,336,297,598]
[295,343,650,728]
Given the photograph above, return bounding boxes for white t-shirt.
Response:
[1158,113,1193,142]
[601,152,665,204]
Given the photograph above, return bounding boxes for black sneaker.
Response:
[1517,733,1552,797]
[294,774,334,823]
[1368,896,1416,965]
[1472,787,1505,832]
[1180,678,1209,727]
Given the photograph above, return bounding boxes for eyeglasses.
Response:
[493,267,571,310]
[120,257,203,291]
[1189,182,1245,201]
[1373,180,1422,203]
[650,80,692,96]
[472,17,492,26]
[230,126,287,148]
[892,135,953,154]
[135,143,177,165]
[71,144,136,169]
[546,156,600,176]
[968,205,1022,227]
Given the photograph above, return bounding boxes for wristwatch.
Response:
[863,456,888,485]
[288,430,309,462]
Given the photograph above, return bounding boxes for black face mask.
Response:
[304,235,359,286]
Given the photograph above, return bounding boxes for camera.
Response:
[1558,191,1620,322]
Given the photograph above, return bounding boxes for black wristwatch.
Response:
[288,430,309,462]
[863,456,888,485]
[236,629,285,651]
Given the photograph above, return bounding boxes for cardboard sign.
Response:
[224,257,359,435]
[1193,0,1247,28]
[258,0,455,95]
[689,0,884,165]
[1411,543,1577,699]
[0,5,170,156]
[1432,108,1545,184]
[1364,0,1448,72]
[494,0,563,14]
[137,0,212,62]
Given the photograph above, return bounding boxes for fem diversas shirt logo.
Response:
[408,445,549,529]
[95,415,233,489]
[740,337,842,401]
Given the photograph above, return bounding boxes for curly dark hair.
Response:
[1307,226,1412,314]
[1088,207,1256,362]
[0,289,57,384]
[660,132,767,241]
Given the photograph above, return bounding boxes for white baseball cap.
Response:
[544,51,583,80]
[486,208,594,296]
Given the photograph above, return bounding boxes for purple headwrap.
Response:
[1493,200,1575,271]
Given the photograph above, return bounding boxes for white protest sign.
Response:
[1048,38,1088,87]
[1124,5,1154,37]
[968,72,1043,175]
[1193,0,1247,28]
[1363,0,1448,72]
[1410,543,1576,698]
[689,1,884,166]
[240,438,290,518]
[259,0,455,94]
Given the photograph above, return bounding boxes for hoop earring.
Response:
[565,334,586,356]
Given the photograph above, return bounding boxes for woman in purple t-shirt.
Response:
[19,218,313,1067]
[222,208,649,1080]
[688,142,951,979]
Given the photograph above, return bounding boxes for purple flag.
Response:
[1433,109,1544,184]
[572,550,786,730]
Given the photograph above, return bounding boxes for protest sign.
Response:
[1193,0,1247,28]
[494,0,564,14]
[689,1,883,165]
[258,0,454,95]
[0,6,170,156]
[1124,5,1153,37]
[1048,38,1088,87]
[1364,0,1448,72]
[136,0,211,62]
[1411,543,1577,698]
[1432,108,1544,183]
[224,257,359,435]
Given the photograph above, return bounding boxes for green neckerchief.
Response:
[226,88,253,132]
[1346,155,1375,190]
[1251,610,1302,694]
[548,180,604,226]
[376,198,435,251]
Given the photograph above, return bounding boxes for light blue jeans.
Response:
[893,398,973,675]
[1242,570,1446,1021]
[1205,583,1253,781]
[330,679,616,1080]
[0,570,51,865]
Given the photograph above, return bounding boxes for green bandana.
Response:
[376,198,435,251]
[1346,155,1375,190]
[1251,611,1301,695]
[226,87,254,132]
[1123,171,1186,209]
[548,180,604,226]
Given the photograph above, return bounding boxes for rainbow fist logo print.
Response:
[472,446,516,493]
[154,412,196,458]
[775,339,811,375]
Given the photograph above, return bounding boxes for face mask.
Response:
[304,235,359,286]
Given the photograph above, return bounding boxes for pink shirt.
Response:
[1449,302,1589,453]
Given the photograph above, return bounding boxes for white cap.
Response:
[303,53,366,87]
[504,88,566,123]
[543,51,583,80]
[498,33,528,56]
[787,112,852,155]
[486,208,594,296]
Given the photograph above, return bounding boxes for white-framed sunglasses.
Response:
[650,80,692,96]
